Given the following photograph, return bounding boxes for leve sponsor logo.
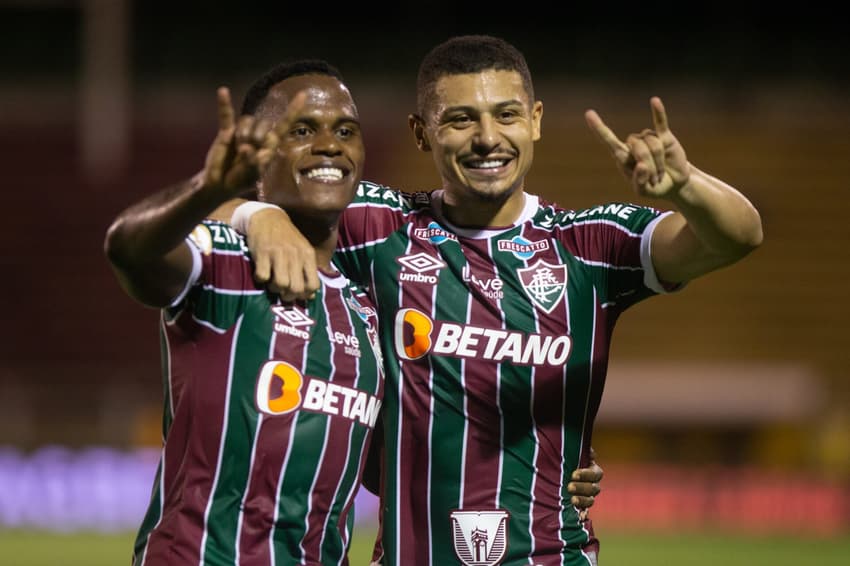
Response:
[328,329,362,358]
[394,308,572,366]
[462,265,504,300]
[256,362,381,427]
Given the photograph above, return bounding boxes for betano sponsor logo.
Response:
[256,361,381,427]
[394,308,572,366]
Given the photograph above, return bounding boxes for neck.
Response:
[440,188,526,228]
[289,212,339,271]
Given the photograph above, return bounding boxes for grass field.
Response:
[2,528,849,565]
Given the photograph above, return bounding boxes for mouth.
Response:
[461,157,513,173]
[303,166,347,182]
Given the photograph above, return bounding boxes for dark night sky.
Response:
[2,2,847,87]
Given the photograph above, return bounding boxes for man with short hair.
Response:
[105,60,385,565]
[239,35,756,565]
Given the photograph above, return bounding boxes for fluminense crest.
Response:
[517,260,567,314]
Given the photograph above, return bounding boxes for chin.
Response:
[467,182,517,203]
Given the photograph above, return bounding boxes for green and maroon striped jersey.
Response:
[133,220,383,566]
[335,182,672,566]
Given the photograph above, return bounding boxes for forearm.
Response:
[104,172,237,307]
[105,172,226,268]
[668,166,763,259]
[208,196,251,223]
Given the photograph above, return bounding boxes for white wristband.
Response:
[230,201,281,234]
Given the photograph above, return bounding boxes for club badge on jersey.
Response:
[450,510,510,566]
[517,259,567,313]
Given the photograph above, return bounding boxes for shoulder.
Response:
[188,219,249,256]
[541,201,666,231]
[353,180,436,213]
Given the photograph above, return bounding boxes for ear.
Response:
[531,100,543,142]
[408,113,431,152]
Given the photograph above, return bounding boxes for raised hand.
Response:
[201,87,279,196]
[585,97,691,199]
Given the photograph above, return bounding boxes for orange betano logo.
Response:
[256,362,304,415]
[394,308,433,360]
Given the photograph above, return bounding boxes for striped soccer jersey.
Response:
[335,183,672,566]
[133,220,383,566]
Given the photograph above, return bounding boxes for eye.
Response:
[337,126,354,139]
[449,114,473,128]
[497,109,519,122]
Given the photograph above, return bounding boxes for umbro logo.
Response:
[271,305,314,326]
[271,305,313,340]
[397,252,446,273]
[397,253,445,285]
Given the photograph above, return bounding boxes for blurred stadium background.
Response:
[1,1,848,564]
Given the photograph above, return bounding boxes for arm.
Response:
[104,87,278,307]
[586,97,763,284]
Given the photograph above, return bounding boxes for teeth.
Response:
[306,167,343,181]
[468,160,506,169]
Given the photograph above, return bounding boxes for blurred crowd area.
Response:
[1,0,849,533]
[1,446,847,534]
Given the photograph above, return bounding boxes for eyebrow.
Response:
[439,99,527,118]
[288,115,361,128]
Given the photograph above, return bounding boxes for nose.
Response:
[471,114,500,154]
[312,128,342,156]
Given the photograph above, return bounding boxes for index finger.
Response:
[584,109,630,162]
[217,86,235,132]
[650,96,670,134]
[272,91,309,137]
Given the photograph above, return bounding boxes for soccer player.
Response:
[239,35,760,565]
[104,60,385,565]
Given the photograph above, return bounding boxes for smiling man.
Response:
[236,35,762,566]
[104,60,384,566]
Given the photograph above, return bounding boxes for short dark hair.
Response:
[240,59,344,116]
[416,35,534,115]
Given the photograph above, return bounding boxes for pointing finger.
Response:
[217,87,235,132]
[650,96,670,134]
[585,109,630,163]
[273,91,309,137]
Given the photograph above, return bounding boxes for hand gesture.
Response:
[585,97,691,199]
[201,87,279,196]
